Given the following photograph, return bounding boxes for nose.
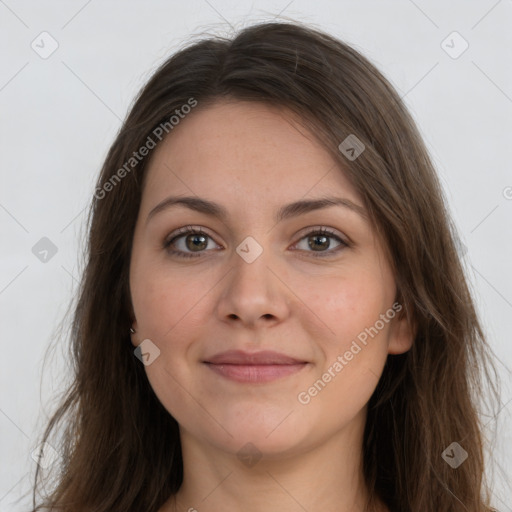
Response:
[215,244,291,329]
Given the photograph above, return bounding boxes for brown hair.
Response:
[29,20,501,512]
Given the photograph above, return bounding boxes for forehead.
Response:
[142,99,361,211]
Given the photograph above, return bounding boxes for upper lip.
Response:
[204,350,306,365]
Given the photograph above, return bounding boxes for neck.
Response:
[163,409,387,512]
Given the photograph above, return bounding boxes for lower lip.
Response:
[205,363,308,383]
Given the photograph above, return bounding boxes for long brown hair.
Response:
[28,20,501,512]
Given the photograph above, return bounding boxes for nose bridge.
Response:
[217,233,289,325]
[230,236,275,300]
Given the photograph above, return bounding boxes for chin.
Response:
[207,412,314,458]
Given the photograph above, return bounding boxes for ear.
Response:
[130,319,139,347]
[127,296,139,346]
[387,305,416,355]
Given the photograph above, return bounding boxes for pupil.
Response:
[188,234,207,251]
[310,235,328,251]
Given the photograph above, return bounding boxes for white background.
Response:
[0,1,511,510]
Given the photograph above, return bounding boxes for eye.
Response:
[163,225,349,259]
[291,227,348,257]
[163,225,221,259]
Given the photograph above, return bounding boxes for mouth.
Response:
[203,350,309,383]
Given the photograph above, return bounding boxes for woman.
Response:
[30,20,502,512]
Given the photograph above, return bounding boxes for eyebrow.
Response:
[146,195,367,225]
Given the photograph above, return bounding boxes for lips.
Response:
[203,350,308,383]
[204,350,306,365]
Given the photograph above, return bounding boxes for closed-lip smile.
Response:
[203,350,309,383]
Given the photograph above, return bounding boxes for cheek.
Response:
[308,272,391,398]
[297,280,390,425]
[306,271,386,342]
[131,265,215,422]
[131,259,209,338]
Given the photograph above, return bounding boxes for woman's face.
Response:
[129,99,413,459]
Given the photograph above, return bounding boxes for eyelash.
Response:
[163,225,349,259]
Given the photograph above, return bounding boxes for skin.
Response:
[129,99,415,512]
